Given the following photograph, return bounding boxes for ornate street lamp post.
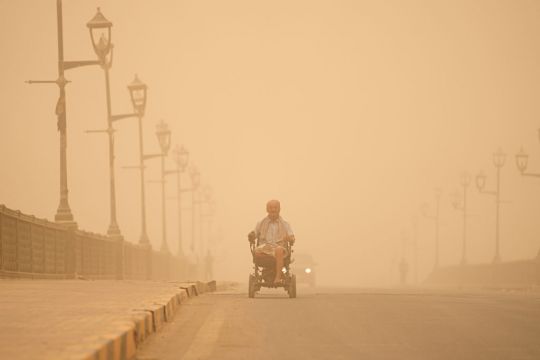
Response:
[476,148,506,263]
[412,215,419,284]
[86,8,142,239]
[189,166,201,255]
[200,189,215,281]
[515,144,540,258]
[27,0,101,228]
[156,120,172,253]
[172,145,190,256]
[199,185,214,258]
[422,188,442,269]
[174,164,200,279]
[125,75,151,245]
[452,173,471,265]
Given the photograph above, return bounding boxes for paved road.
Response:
[136,286,540,360]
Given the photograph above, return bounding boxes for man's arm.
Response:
[285,222,295,244]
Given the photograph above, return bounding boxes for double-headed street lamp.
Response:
[27,0,101,229]
[476,148,506,263]
[452,173,471,265]
[86,8,143,239]
[515,143,540,258]
[422,188,442,269]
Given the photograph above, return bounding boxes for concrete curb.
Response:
[80,281,215,360]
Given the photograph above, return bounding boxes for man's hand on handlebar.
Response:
[286,234,296,245]
[248,231,256,244]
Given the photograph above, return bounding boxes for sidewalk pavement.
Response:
[0,279,216,360]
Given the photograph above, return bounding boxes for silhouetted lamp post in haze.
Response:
[189,166,201,255]
[124,75,151,246]
[422,188,442,269]
[86,8,143,239]
[200,188,216,281]
[199,185,215,258]
[476,148,506,263]
[174,164,200,279]
[172,145,190,256]
[27,0,101,228]
[452,173,471,265]
[412,215,419,284]
[515,145,540,258]
[156,120,172,253]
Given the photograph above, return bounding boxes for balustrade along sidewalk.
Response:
[0,204,195,281]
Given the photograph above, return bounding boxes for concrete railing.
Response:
[0,205,190,280]
[425,257,540,287]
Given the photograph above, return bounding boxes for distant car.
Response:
[291,252,316,287]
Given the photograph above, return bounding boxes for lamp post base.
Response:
[55,220,78,230]
[493,254,501,264]
[160,243,170,254]
[139,233,150,246]
[107,222,123,239]
[55,207,78,230]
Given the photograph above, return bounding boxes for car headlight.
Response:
[305,268,312,274]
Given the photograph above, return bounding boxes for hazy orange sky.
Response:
[2,0,540,285]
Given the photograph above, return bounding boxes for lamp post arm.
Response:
[143,153,163,161]
[26,80,66,85]
[478,189,497,196]
[111,113,138,122]
[452,206,465,212]
[63,59,100,70]
[85,129,111,134]
[521,172,540,178]
[422,213,436,221]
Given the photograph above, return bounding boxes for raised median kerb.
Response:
[0,279,217,360]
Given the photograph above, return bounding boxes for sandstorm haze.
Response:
[1,0,540,286]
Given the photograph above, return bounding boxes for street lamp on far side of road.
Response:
[476,148,506,264]
[452,173,471,265]
[422,188,442,269]
[515,140,540,259]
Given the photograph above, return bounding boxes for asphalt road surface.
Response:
[136,286,540,360]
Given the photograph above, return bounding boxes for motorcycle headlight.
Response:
[282,267,287,273]
[305,268,312,274]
